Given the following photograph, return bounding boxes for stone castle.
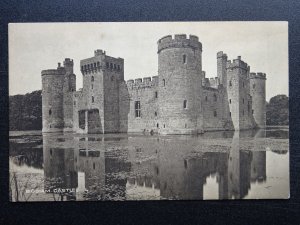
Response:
[41,34,266,134]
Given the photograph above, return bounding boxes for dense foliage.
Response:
[266,95,289,125]
[9,90,42,130]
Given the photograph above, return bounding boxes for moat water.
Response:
[9,127,289,201]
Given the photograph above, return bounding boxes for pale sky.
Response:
[9,22,288,101]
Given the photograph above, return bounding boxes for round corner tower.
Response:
[157,34,203,134]
[250,72,266,128]
[41,63,65,132]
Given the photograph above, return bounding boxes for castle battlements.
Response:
[217,51,228,59]
[64,58,73,66]
[41,68,65,76]
[202,71,220,89]
[249,72,267,80]
[41,33,266,135]
[226,56,249,71]
[74,89,83,98]
[80,51,124,76]
[94,49,106,56]
[157,34,202,53]
[126,76,159,89]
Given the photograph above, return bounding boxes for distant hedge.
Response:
[9,90,42,131]
[266,95,289,125]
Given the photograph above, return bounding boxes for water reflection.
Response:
[9,128,289,201]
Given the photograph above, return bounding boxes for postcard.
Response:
[9,22,289,201]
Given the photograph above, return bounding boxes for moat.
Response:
[9,127,289,201]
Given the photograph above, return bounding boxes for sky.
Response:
[9,22,288,101]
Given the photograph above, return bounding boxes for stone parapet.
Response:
[157,34,202,53]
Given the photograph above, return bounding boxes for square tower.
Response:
[226,56,256,130]
[78,50,124,133]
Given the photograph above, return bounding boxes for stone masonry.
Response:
[41,34,266,134]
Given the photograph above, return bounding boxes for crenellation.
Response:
[250,72,266,80]
[174,34,187,40]
[94,49,106,56]
[127,79,134,84]
[143,77,152,84]
[126,76,158,90]
[152,76,158,84]
[157,34,202,53]
[41,69,65,76]
[227,57,249,71]
[42,33,266,134]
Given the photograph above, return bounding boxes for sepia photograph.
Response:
[8,22,289,201]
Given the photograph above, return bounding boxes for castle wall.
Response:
[80,56,105,134]
[226,57,256,130]
[118,81,130,132]
[157,34,203,134]
[202,87,230,131]
[75,50,124,134]
[126,77,159,133]
[102,55,124,133]
[41,67,65,132]
[250,73,266,128]
[63,58,76,132]
[42,35,266,135]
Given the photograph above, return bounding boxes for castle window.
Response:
[110,63,113,69]
[205,96,208,101]
[229,99,231,104]
[162,79,166,87]
[84,65,87,70]
[91,63,93,68]
[229,80,232,87]
[252,109,254,114]
[106,62,109,68]
[94,63,96,68]
[242,98,245,104]
[118,65,120,70]
[91,84,93,89]
[183,100,187,109]
[97,62,100,67]
[81,66,84,71]
[163,124,165,128]
[49,109,52,115]
[184,159,187,169]
[74,101,76,106]
[155,91,158,98]
[91,76,94,82]
[183,54,187,64]
[92,96,94,103]
[135,101,141,118]
[114,64,116,69]
[87,64,90,69]
[185,124,187,128]
[253,84,256,89]
[157,123,159,128]
[155,111,157,116]
[214,94,217,102]
[229,112,231,117]
[214,110,217,117]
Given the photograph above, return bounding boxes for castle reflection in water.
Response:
[40,129,272,201]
